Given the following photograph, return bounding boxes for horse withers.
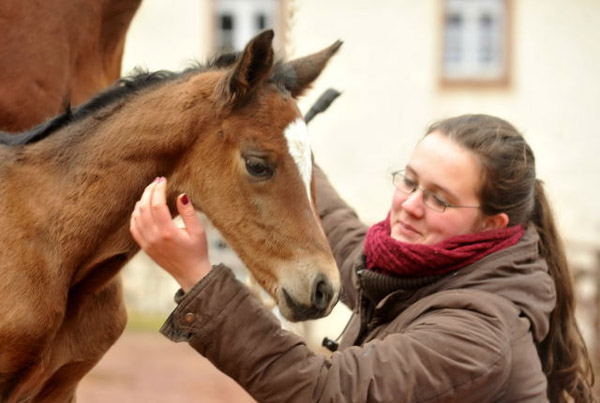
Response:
[0,30,341,402]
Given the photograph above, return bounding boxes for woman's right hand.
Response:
[129,177,212,292]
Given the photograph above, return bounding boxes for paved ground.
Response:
[77,331,256,403]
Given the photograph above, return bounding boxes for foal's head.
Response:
[170,30,341,321]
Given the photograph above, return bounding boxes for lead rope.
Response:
[321,268,365,352]
[310,87,344,352]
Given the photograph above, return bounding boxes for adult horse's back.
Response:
[0,30,341,402]
[0,0,142,132]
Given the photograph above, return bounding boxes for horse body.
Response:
[0,31,341,401]
[0,0,142,132]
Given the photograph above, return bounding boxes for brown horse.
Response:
[0,0,142,132]
[0,30,341,402]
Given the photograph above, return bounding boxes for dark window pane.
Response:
[256,13,266,30]
[480,14,492,28]
[218,13,235,51]
[448,14,462,27]
[479,14,495,64]
[221,14,233,31]
[445,13,463,63]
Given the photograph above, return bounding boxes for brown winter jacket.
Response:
[160,167,556,402]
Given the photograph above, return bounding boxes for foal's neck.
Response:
[40,77,215,192]
[26,77,218,273]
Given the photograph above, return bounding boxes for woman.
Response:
[130,114,595,402]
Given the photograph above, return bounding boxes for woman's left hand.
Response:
[129,177,212,292]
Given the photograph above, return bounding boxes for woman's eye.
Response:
[430,194,448,209]
[403,177,417,189]
[245,156,273,179]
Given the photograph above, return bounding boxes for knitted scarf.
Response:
[363,213,525,277]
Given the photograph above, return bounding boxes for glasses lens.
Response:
[393,171,446,212]
[423,196,445,212]
[393,172,411,193]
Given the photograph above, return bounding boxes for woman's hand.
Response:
[130,177,211,292]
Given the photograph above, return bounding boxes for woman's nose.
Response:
[400,189,426,216]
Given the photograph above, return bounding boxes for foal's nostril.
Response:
[311,276,334,311]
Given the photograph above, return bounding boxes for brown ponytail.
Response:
[427,114,596,402]
[533,180,596,402]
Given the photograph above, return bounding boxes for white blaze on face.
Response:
[284,118,312,201]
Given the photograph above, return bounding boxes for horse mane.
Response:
[0,51,264,147]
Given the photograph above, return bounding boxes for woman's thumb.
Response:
[177,193,204,239]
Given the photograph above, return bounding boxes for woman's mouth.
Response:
[400,221,421,235]
[391,220,422,242]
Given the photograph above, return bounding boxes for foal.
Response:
[0,30,341,402]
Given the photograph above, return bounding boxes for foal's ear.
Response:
[284,40,342,98]
[223,29,274,105]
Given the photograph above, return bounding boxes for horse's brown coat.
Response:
[0,31,341,401]
[0,0,142,132]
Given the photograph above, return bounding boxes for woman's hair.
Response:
[426,114,595,402]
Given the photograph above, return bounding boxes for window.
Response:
[215,0,277,52]
[441,0,509,85]
[217,14,235,51]
[256,13,267,31]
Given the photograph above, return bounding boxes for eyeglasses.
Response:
[391,170,481,213]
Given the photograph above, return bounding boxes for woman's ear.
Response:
[482,212,510,230]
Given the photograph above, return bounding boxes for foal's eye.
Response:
[245,156,273,179]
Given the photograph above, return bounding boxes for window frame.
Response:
[211,0,285,53]
[438,0,512,89]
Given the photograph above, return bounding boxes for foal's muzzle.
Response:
[281,274,338,321]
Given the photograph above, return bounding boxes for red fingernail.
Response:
[181,194,189,205]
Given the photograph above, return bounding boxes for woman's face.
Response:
[390,132,489,245]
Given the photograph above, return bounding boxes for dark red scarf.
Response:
[363,213,525,277]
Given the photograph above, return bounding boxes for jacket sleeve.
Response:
[314,165,369,309]
[161,266,513,403]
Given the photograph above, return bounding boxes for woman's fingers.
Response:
[131,177,174,247]
[138,178,158,216]
[130,178,203,246]
[133,179,158,233]
[151,178,178,231]
[177,193,205,241]
[129,202,144,245]
[129,178,213,290]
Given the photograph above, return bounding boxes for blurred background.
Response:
[60,0,598,400]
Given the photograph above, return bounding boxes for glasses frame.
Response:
[391,170,481,213]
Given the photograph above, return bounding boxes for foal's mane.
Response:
[0,52,268,147]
